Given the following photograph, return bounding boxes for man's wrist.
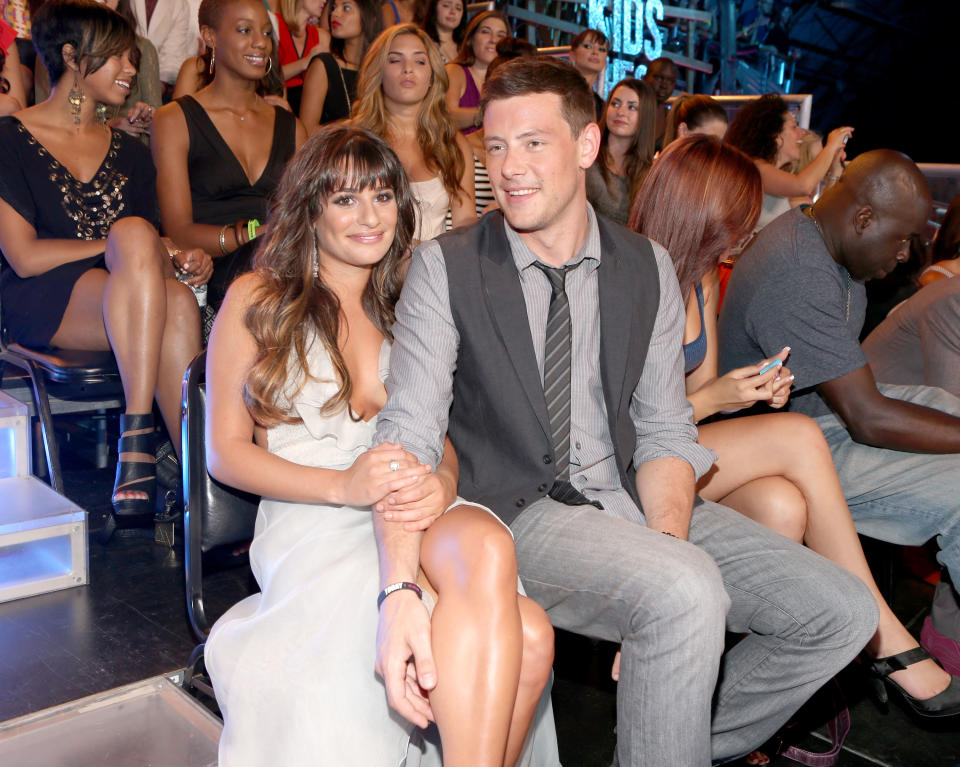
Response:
[377,581,423,610]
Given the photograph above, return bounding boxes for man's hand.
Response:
[375,590,437,727]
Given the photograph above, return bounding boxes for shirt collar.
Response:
[504,204,602,272]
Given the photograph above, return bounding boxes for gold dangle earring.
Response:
[312,236,320,279]
[68,74,85,124]
[209,48,216,74]
[95,103,108,123]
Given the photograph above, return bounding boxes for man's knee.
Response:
[801,559,878,649]
[627,542,730,637]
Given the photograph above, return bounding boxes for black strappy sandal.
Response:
[110,413,157,528]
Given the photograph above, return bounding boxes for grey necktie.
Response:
[534,261,603,510]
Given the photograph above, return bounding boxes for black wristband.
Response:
[377,581,423,609]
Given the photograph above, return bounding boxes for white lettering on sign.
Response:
[587,0,664,88]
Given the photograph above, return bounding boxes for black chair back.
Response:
[181,350,259,642]
[0,264,122,491]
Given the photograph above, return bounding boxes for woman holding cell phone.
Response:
[626,134,960,719]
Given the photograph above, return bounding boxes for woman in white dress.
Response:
[204,125,557,766]
[351,24,474,243]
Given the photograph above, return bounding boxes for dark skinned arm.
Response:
[817,363,960,453]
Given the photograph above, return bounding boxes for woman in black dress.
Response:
[299,0,381,135]
[0,0,208,525]
[152,0,306,311]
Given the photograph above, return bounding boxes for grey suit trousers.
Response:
[509,495,879,766]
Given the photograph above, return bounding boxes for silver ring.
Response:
[389,460,400,472]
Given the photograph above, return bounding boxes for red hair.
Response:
[628,134,761,302]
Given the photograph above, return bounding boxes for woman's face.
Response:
[329,0,362,40]
[315,185,399,275]
[570,36,607,76]
[606,85,640,138]
[434,0,463,32]
[207,0,273,80]
[776,110,805,165]
[302,0,326,19]
[82,49,136,105]
[470,17,507,65]
[381,33,432,107]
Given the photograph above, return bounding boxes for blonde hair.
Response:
[352,24,465,205]
[278,0,301,31]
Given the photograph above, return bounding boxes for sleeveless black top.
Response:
[312,52,358,125]
[176,95,296,226]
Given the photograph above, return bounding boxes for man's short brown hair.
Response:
[479,56,595,138]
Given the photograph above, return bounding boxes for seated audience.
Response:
[640,55,676,149]
[380,0,422,27]
[203,124,557,767]
[131,0,193,97]
[35,0,162,140]
[376,55,878,765]
[0,0,205,527]
[718,149,960,703]
[919,194,960,286]
[454,36,535,218]
[443,9,508,134]
[726,94,852,231]
[352,24,474,240]
[585,77,655,225]
[423,0,465,64]
[661,92,727,147]
[152,0,305,310]
[567,28,607,120]
[274,0,329,115]
[632,134,960,716]
[1,17,27,114]
[299,0,381,133]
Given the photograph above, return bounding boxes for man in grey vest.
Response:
[373,57,877,765]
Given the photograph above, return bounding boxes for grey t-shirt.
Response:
[717,206,868,418]
[862,277,960,398]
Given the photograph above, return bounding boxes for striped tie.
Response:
[534,262,603,510]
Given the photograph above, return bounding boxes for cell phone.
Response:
[757,359,782,375]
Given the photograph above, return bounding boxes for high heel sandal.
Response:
[868,646,960,719]
[110,413,157,528]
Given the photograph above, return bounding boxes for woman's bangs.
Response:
[322,138,403,198]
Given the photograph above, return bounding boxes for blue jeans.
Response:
[509,494,878,766]
[815,383,960,587]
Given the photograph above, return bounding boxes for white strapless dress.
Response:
[205,338,560,766]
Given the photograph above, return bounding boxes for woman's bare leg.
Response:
[51,217,200,478]
[420,505,551,767]
[152,280,201,455]
[698,413,952,699]
[503,595,553,767]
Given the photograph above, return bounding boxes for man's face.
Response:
[644,60,677,104]
[845,197,929,281]
[483,92,599,237]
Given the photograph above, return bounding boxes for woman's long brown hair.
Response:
[243,126,417,426]
[352,24,465,205]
